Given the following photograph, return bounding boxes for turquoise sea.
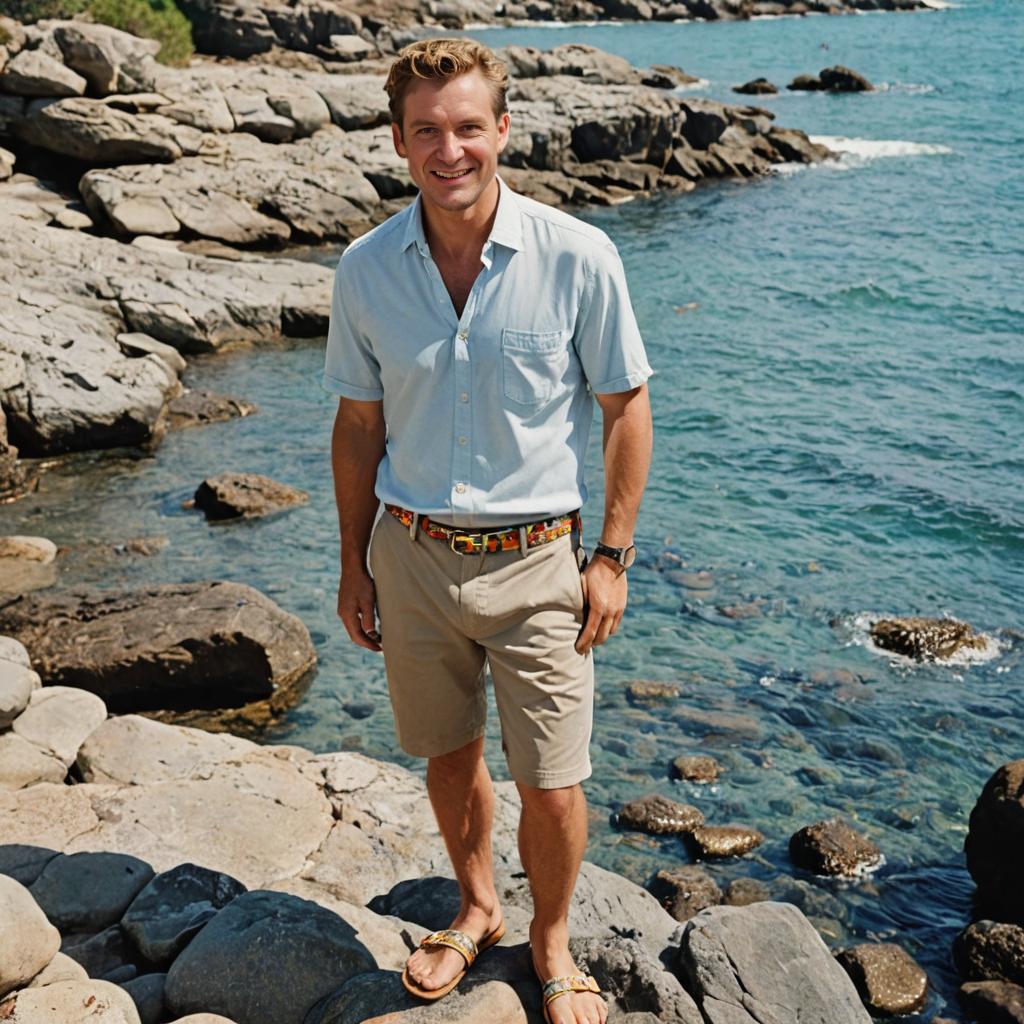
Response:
[4,0,1022,1017]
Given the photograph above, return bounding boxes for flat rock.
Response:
[29,850,154,932]
[690,825,764,858]
[966,761,1024,920]
[0,581,316,715]
[678,901,870,1024]
[835,943,929,1015]
[618,793,704,835]
[193,472,308,521]
[166,391,258,430]
[1,48,86,97]
[162,889,375,1023]
[0,874,61,999]
[789,818,883,877]
[955,921,1024,986]
[121,862,247,967]
[0,978,142,1022]
[11,685,108,766]
[647,865,722,922]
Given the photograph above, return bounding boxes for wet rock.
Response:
[788,65,873,92]
[965,761,1024,922]
[788,72,824,91]
[618,794,705,835]
[0,581,316,715]
[1,48,87,97]
[871,615,989,661]
[0,874,61,999]
[0,978,143,1022]
[734,77,778,94]
[122,863,247,967]
[955,921,1024,986]
[29,851,154,933]
[166,391,258,430]
[960,980,1024,1023]
[723,877,769,906]
[627,680,681,705]
[690,825,764,858]
[671,754,721,783]
[162,890,375,1023]
[11,685,108,767]
[678,902,870,1024]
[647,865,722,922]
[790,818,883,877]
[192,472,308,521]
[835,943,929,1015]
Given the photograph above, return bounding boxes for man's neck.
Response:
[421,176,500,264]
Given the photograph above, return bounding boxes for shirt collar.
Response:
[400,173,524,255]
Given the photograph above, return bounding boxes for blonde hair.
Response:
[385,38,509,130]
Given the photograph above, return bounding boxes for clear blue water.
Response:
[4,1,1022,1017]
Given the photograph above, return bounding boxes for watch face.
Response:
[622,544,637,569]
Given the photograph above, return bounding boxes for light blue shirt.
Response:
[322,174,653,528]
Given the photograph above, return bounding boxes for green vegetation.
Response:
[3,0,193,66]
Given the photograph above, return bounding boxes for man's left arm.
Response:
[575,382,653,655]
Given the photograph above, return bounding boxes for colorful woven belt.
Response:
[385,503,579,555]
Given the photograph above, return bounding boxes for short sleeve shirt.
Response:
[322,173,653,528]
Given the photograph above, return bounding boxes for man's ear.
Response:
[391,120,406,158]
[496,111,511,155]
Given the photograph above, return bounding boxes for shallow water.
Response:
[3,0,1023,1016]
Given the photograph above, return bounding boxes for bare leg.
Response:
[404,735,504,991]
[518,781,608,1024]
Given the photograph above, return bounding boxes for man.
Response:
[324,37,653,1024]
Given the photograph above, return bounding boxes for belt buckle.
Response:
[449,530,478,555]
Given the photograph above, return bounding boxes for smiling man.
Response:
[324,38,653,1024]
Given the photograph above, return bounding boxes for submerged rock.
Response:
[671,753,722,783]
[627,679,681,705]
[835,943,929,1016]
[166,391,258,430]
[647,865,722,922]
[788,65,874,92]
[871,615,989,661]
[618,794,705,835]
[192,472,308,521]
[789,819,883,877]
[691,825,764,858]
[965,761,1024,923]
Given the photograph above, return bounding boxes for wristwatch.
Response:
[593,541,637,569]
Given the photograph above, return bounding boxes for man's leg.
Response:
[404,735,504,991]
[518,781,607,1024]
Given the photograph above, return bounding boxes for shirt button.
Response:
[455,482,466,494]
[458,436,468,445]
[457,330,468,342]
[459,392,469,403]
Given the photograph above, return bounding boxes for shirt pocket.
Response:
[501,327,573,407]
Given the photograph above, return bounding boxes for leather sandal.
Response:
[400,918,506,1000]
[535,964,604,1024]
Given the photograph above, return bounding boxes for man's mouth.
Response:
[432,169,473,180]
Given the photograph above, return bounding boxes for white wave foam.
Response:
[671,78,711,93]
[875,81,937,94]
[845,612,1005,667]
[809,135,953,160]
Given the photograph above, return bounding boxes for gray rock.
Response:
[835,943,929,1015]
[192,472,308,521]
[60,922,136,978]
[0,978,143,1022]
[0,845,60,887]
[11,685,108,767]
[723,877,769,906]
[0,874,61,998]
[122,863,247,967]
[955,920,1024,986]
[0,581,316,716]
[52,21,161,96]
[162,890,376,1024]
[166,391,258,430]
[678,902,871,1024]
[116,332,187,374]
[120,972,166,1024]
[0,636,31,669]
[29,851,154,932]
[789,818,883,877]
[1,48,87,97]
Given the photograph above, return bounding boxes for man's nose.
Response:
[438,131,463,164]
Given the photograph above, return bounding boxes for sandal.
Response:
[400,918,506,1000]
[535,962,604,1024]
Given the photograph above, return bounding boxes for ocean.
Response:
[5,0,1022,1015]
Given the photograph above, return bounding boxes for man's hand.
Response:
[338,570,382,653]
[575,555,628,655]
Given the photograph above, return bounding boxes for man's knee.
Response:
[516,780,582,819]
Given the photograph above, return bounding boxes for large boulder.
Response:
[0,978,143,1022]
[789,819,883,877]
[51,22,161,95]
[955,920,1024,986]
[11,685,107,766]
[162,890,376,1024]
[0,48,87,97]
[0,874,61,998]
[678,902,871,1023]
[966,761,1024,923]
[0,582,316,715]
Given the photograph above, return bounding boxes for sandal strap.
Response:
[418,928,478,967]
[542,973,601,1005]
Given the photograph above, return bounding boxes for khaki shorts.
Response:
[367,508,594,789]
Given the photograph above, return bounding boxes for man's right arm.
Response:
[331,396,386,652]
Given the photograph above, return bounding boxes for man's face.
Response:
[392,68,511,215]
